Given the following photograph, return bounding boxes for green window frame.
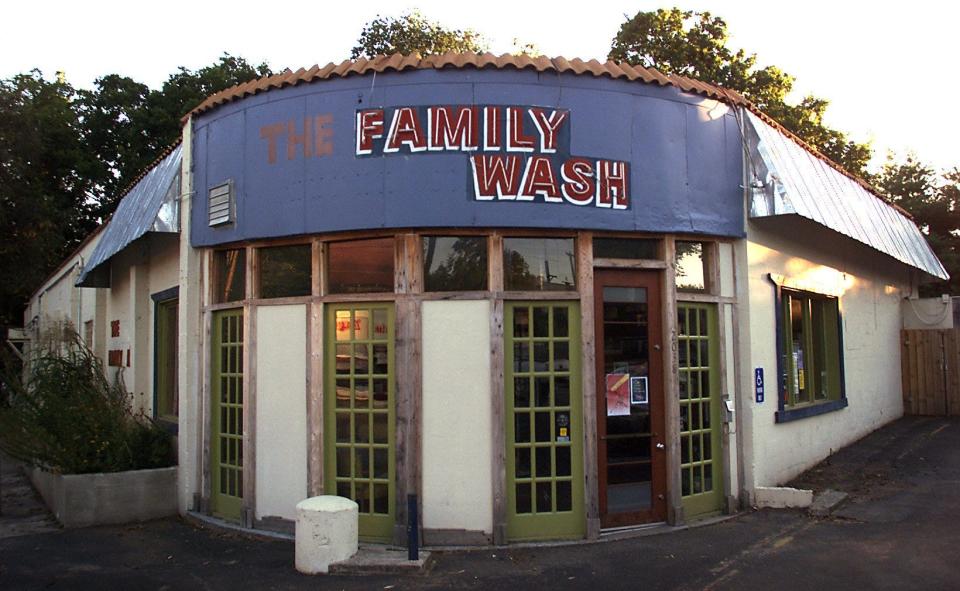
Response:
[152,287,179,426]
[505,301,584,542]
[678,303,724,519]
[774,283,847,423]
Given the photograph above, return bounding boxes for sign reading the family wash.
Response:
[355,105,630,209]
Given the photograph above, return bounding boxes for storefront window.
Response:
[214,248,246,303]
[782,290,842,408]
[422,236,487,292]
[503,238,576,291]
[675,241,707,292]
[259,244,312,298]
[593,237,659,260]
[328,238,395,294]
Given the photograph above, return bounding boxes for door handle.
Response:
[656,442,665,449]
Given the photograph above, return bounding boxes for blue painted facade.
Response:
[190,68,744,247]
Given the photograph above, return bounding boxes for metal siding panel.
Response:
[78,144,182,284]
[745,111,946,279]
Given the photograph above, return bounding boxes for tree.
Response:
[77,54,272,216]
[609,8,871,176]
[0,55,274,328]
[351,11,488,59]
[0,71,98,328]
[875,156,960,295]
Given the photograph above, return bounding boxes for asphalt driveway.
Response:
[1,415,958,590]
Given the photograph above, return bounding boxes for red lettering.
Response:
[287,117,312,160]
[471,154,523,200]
[428,106,478,151]
[596,160,629,209]
[506,107,535,152]
[529,109,569,153]
[385,107,427,153]
[315,114,333,157]
[520,156,561,202]
[260,122,286,164]
[561,158,596,205]
[484,106,503,150]
[356,110,384,155]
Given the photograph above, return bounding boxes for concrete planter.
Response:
[28,465,178,528]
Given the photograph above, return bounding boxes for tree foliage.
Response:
[875,156,960,295]
[0,54,271,328]
[351,11,488,59]
[0,71,98,328]
[609,8,871,175]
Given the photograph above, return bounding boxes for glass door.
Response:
[594,269,666,527]
[211,308,244,521]
[324,304,395,543]
[505,302,584,541]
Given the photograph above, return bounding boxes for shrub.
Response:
[0,326,174,474]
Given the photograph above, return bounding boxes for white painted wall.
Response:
[421,300,493,535]
[744,222,909,488]
[255,304,309,521]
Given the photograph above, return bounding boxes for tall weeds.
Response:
[0,327,173,474]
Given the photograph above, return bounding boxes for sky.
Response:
[3,1,957,173]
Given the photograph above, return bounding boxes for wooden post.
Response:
[662,236,683,525]
[490,297,506,544]
[576,232,600,539]
[393,234,423,545]
[241,246,257,528]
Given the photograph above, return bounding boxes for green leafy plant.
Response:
[0,325,174,474]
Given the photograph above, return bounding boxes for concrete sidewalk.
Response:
[1,416,959,590]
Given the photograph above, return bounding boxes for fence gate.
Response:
[901,329,960,416]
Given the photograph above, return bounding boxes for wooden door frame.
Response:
[594,268,668,527]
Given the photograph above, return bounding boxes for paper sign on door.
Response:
[606,373,631,416]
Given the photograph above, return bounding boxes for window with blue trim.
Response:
[776,288,847,422]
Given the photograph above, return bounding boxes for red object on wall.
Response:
[108,350,123,367]
[126,349,131,367]
[110,320,120,338]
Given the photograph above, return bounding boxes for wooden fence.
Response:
[901,329,960,416]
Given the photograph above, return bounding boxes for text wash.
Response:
[356,105,629,209]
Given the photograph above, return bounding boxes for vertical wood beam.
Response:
[307,301,323,496]
[577,232,600,539]
[241,246,257,527]
[308,239,324,496]
[662,236,683,525]
[393,233,423,545]
[488,231,506,543]
[489,233,504,294]
[490,297,506,544]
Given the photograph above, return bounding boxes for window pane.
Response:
[503,238,576,291]
[593,237,659,259]
[328,238,394,294]
[675,241,706,292]
[259,244,312,298]
[423,236,487,291]
[215,249,246,303]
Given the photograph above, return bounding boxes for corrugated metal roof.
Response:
[77,144,182,287]
[745,111,948,280]
[184,52,749,122]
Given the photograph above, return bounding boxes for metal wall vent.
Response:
[208,181,234,226]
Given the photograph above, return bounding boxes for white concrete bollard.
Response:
[295,496,359,574]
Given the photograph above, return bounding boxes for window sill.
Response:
[156,417,179,435]
[775,398,848,423]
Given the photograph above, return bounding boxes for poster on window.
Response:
[630,376,648,405]
[606,373,630,416]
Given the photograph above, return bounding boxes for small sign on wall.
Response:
[755,368,765,403]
